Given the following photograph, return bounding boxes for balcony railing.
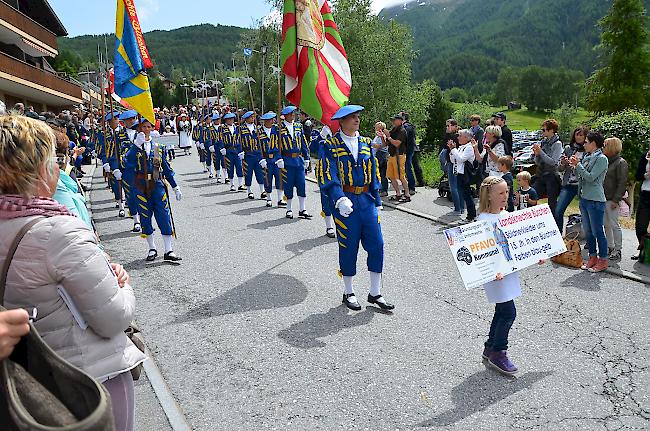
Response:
[0,1,58,52]
[1,52,82,100]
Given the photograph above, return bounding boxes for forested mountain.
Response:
[58,24,249,77]
[380,0,650,90]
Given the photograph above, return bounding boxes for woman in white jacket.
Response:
[0,115,145,431]
[448,129,477,221]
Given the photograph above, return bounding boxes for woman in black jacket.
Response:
[632,149,650,260]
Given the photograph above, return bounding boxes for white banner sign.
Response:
[445,204,566,290]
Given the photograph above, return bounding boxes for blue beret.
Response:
[222,113,236,120]
[211,114,220,121]
[119,110,138,120]
[242,111,254,120]
[260,112,276,120]
[130,120,139,129]
[104,111,120,121]
[331,105,364,120]
[281,106,297,115]
[203,114,211,120]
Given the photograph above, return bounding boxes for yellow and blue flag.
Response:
[114,0,155,123]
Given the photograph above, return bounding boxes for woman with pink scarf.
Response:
[0,115,144,431]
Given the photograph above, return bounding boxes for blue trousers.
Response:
[446,163,464,212]
[225,152,243,178]
[135,182,172,236]
[485,300,516,351]
[282,165,306,199]
[108,177,121,202]
[334,193,384,276]
[580,199,608,258]
[212,151,224,172]
[265,161,281,193]
[406,147,416,191]
[555,184,578,232]
[122,176,138,216]
[243,154,265,186]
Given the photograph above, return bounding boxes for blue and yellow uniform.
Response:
[240,114,265,190]
[315,133,335,219]
[101,126,130,203]
[318,131,383,277]
[124,140,177,236]
[192,118,205,166]
[278,120,309,199]
[259,119,281,197]
[218,120,243,180]
[204,117,221,176]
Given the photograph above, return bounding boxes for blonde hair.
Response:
[604,137,622,155]
[478,176,505,213]
[0,115,56,196]
[485,125,502,138]
[374,121,386,130]
[516,170,532,183]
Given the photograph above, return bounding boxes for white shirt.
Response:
[340,131,359,161]
[144,139,152,155]
[228,125,235,135]
[284,121,295,139]
[478,212,522,304]
[126,128,136,143]
[263,126,272,136]
[449,143,475,174]
[643,157,650,192]
[246,123,255,133]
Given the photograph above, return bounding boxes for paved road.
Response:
[90,151,649,430]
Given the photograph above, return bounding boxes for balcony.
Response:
[0,1,58,56]
[0,51,82,105]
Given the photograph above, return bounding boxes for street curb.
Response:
[85,162,192,431]
[306,177,650,285]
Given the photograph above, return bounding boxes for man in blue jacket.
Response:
[278,106,311,219]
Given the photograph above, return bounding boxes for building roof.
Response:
[8,0,68,37]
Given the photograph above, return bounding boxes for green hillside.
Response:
[380,0,650,90]
[58,24,249,77]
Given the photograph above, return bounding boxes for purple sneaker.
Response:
[482,346,491,361]
[488,350,518,376]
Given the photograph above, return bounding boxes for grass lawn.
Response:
[498,106,592,131]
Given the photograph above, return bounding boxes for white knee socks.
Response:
[370,272,382,297]
[133,213,140,224]
[325,215,334,230]
[276,189,282,202]
[238,177,243,186]
[247,186,253,194]
[286,198,293,210]
[258,183,265,194]
[343,276,354,294]
[146,235,156,251]
[162,235,173,253]
[299,196,306,211]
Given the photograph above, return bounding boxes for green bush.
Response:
[444,87,469,103]
[452,102,494,129]
[419,152,444,187]
[592,109,650,181]
[552,103,578,143]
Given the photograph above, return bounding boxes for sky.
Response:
[48,0,408,37]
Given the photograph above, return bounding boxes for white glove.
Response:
[275,158,285,169]
[238,151,245,160]
[102,163,110,172]
[209,145,215,152]
[174,186,182,201]
[259,159,268,169]
[305,119,312,127]
[91,150,97,158]
[335,197,354,217]
[112,169,122,181]
[377,205,383,211]
[320,125,332,139]
[134,132,145,149]
[304,159,310,170]
[151,130,160,138]
[220,148,227,156]
[198,142,204,150]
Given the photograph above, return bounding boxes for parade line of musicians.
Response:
[91,104,394,311]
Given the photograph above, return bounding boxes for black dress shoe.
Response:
[342,293,361,311]
[216,178,222,183]
[266,200,273,207]
[145,249,158,262]
[277,201,287,208]
[248,193,254,199]
[286,210,294,219]
[238,185,247,191]
[261,191,268,199]
[225,178,230,184]
[118,209,126,218]
[298,210,312,219]
[132,223,141,233]
[163,251,182,265]
[367,294,394,310]
[326,228,335,238]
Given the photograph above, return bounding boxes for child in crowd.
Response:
[497,156,515,212]
[514,171,539,210]
[477,176,521,375]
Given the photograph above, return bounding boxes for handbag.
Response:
[124,323,145,381]
[551,231,583,268]
[0,217,115,430]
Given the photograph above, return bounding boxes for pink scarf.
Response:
[0,195,71,219]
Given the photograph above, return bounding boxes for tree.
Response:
[587,0,650,114]
[493,67,520,106]
[444,87,469,103]
[150,75,171,108]
[422,84,452,153]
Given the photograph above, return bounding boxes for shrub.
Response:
[553,103,577,143]
[452,102,494,129]
[419,152,444,187]
[444,87,468,103]
[592,109,650,181]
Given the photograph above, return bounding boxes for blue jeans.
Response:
[555,184,578,232]
[406,147,416,191]
[579,199,608,258]
[485,300,516,351]
[446,163,464,212]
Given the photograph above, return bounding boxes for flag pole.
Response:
[243,54,255,110]
[232,57,239,117]
[98,45,108,182]
[277,45,282,122]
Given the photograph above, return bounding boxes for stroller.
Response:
[436,171,453,202]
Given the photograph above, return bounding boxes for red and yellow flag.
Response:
[281,0,351,127]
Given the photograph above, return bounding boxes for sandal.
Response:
[399,196,411,203]
[389,195,401,201]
